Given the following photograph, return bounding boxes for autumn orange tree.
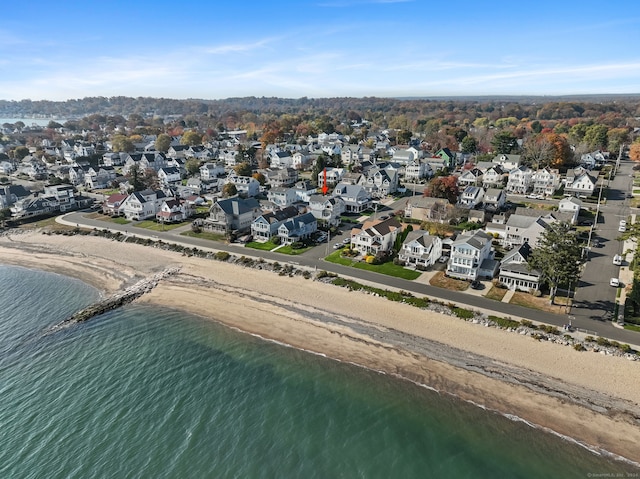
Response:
[630,141,640,162]
[424,175,459,204]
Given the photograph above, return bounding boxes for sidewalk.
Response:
[616,214,636,324]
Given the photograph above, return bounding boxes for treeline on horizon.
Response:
[2,94,640,123]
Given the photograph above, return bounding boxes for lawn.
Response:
[180,230,226,242]
[245,241,278,251]
[485,285,508,301]
[324,251,421,280]
[428,271,469,291]
[509,291,569,314]
[134,220,189,231]
[275,244,312,255]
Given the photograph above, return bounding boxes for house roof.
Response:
[215,197,260,215]
[353,216,402,238]
[452,230,491,249]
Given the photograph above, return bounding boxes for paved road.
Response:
[63,208,640,347]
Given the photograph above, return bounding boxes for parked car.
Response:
[613,254,623,266]
[333,243,344,249]
[438,255,449,263]
[470,280,483,290]
[610,277,620,287]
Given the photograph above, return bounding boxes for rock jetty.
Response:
[48,267,180,332]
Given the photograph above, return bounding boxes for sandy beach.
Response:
[1,229,639,464]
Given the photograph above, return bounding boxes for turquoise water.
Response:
[0,265,637,478]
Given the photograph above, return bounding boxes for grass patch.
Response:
[133,220,190,231]
[429,271,469,291]
[111,217,131,225]
[276,244,312,255]
[485,285,508,301]
[180,230,225,242]
[509,292,568,314]
[624,323,640,332]
[245,241,279,251]
[324,251,421,279]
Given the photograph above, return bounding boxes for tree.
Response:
[180,130,203,146]
[583,124,609,151]
[607,128,630,154]
[126,163,145,191]
[397,129,412,145]
[310,155,327,187]
[424,175,459,204]
[185,158,201,176]
[13,146,29,160]
[529,222,582,304]
[222,183,237,197]
[111,135,135,153]
[461,135,478,154]
[155,133,172,152]
[233,162,252,177]
[522,135,554,168]
[0,207,11,227]
[252,172,266,186]
[491,130,518,154]
[629,141,640,162]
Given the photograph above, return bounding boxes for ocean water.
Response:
[0,265,637,479]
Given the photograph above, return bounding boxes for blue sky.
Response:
[1,0,639,101]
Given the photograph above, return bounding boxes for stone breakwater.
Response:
[47,267,181,332]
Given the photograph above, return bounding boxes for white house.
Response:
[120,189,167,221]
[503,214,553,248]
[267,187,298,208]
[446,230,496,280]
[498,242,541,292]
[398,231,443,269]
[492,154,521,171]
[558,197,582,224]
[156,198,190,223]
[481,165,506,189]
[531,167,561,197]
[200,162,226,181]
[350,217,402,256]
[225,174,260,197]
[483,188,506,211]
[506,166,534,194]
[457,168,484,188]
[157,166,182,186]
[318,167,345,188]
[564,169,596,198]
[458,186,485,209]
[404,159,433,183]
[251,206,300,243]
[333,183,372,213]
[307,194,346,226]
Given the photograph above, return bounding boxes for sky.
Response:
[1,0,639,101]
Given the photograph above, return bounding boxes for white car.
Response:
[438,255,449,263]
[613,255,623,266]
[610,278,620,287]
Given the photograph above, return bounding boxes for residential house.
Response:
[156,198,191,223]
[505,166,534,194]
[85,166,117,190]
[531,167,561,197]
[0,184,30,209]
[498,242,541,292]
[333,183,372,213]
[202,196,261,235]
[11,195,60,219]
[580,150,605,169]
[43,184,78,212]
[398,231,443,269]
[251,206,300,242]
[404,158,433,183]
[391,146,420,165]
[263,167,298,188]
[434,148,456,169]
[102,193,128,216]
[307,194,346,226]
[492,154,521,171]
[446,230,497,280]
[483,188,506,211]
[558,197,582,224]
[270,150,294,169]
[120,189,167,221]
[350,217,402,256]
[404,196,451,223]
[564,168,596,198]
[341,145,362,166]
[358,167,399,198]
[0,160,15,174]
[481,165,507,189]
[268,187,298,208]
[457,167,484,188]
[318,167,345,188]
[225,174,260,197]
[458,186,485,209]
[157,166,182,187]
[292,150,310,169]
[277,212,318,244]
[199,162,226,181]
[292,180,318,203]
[503,214,553,248]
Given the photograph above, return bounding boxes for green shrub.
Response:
[488,315,520,329]
[214,251,230,261]
[573,343,586,351]
[452,307,474,319]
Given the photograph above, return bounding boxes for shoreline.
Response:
[1,230,640,464]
